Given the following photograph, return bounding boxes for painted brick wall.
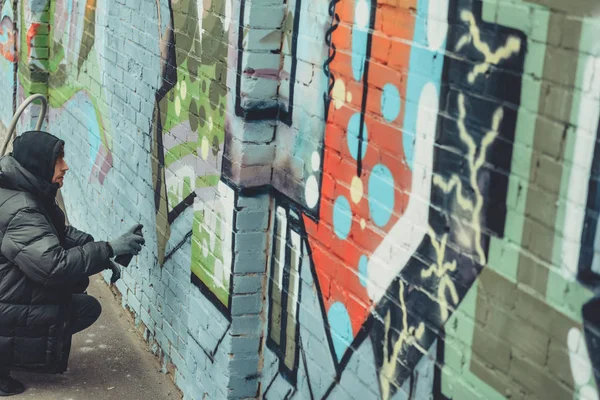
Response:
[0,0,17,134]
[6,0,600,399]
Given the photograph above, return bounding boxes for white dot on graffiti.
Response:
[332,79,346,110]
[346,91,353,103]
[360,218,366,229]
[305,175,319,209]
[311,151,321,172]
[175,96,181,117]
[201,136,210,160]
[571,355,593,386]
[581,385,599,400]
[181,80,187,100]
[355,0,370,29]
[568,327,583,352]
[427,0,449,50]
[208,116,214,131]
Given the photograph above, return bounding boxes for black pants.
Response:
[0,278,101,377]
[70,277,102,335]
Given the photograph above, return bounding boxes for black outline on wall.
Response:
[266,198,304,385]
[355,0,377,176]
[151,2,177,219]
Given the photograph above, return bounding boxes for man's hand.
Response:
[108,224,145,257]
[108,261,121,284]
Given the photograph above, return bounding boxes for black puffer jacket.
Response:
[0,132,111,373]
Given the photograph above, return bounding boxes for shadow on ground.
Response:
[10,278,181,400]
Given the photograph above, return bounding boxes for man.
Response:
[0,131,145,396]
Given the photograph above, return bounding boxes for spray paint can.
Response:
[114,225,144,267]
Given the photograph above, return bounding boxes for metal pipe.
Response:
[1,94,48,156]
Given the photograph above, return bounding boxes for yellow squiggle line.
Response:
[377,12,515,396]
[456,93,502,264]
[379,280,425,400]
[424,95,502,320]
[459,10,522,84]
[422,227,457,279]
[433,175,474,213]
[438,275,459,321]
[377,106,503,395]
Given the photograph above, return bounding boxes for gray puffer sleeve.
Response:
[64,225,94,249]
[0,207,111,287]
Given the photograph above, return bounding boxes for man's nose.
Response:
[63,161,69,171]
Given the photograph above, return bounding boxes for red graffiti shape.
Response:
[26,23,41,57]
[0,16,16,62]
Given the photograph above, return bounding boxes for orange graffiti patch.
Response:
[26,23,41,58]
[304,0,417,343]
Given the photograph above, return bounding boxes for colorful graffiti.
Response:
[0,0,16,128]
[263,0,527,394]
[259,0,600,398]
[0,0,16,63]
[9,0,600,397]
[149,0,232,308]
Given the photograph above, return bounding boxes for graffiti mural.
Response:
[368,1,524,395]
[149,0,233,310]
[8,0,600,397]
[262,0,526,395]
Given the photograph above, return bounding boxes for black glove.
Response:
[108,224,145,257]
[108,260,121,284]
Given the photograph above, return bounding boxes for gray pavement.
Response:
[10,278,182,400]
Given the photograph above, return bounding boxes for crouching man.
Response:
[0,131,145,396]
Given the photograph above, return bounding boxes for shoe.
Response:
[0,375,25,396]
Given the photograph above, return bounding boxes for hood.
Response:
[0,157,59,200]
[12,131,65,184]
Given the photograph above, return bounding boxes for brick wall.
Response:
[6,0,600,398]
[0,0,17,135]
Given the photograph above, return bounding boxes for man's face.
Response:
[52,156,69,188]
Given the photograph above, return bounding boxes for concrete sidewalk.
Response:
[10,278,182,400]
